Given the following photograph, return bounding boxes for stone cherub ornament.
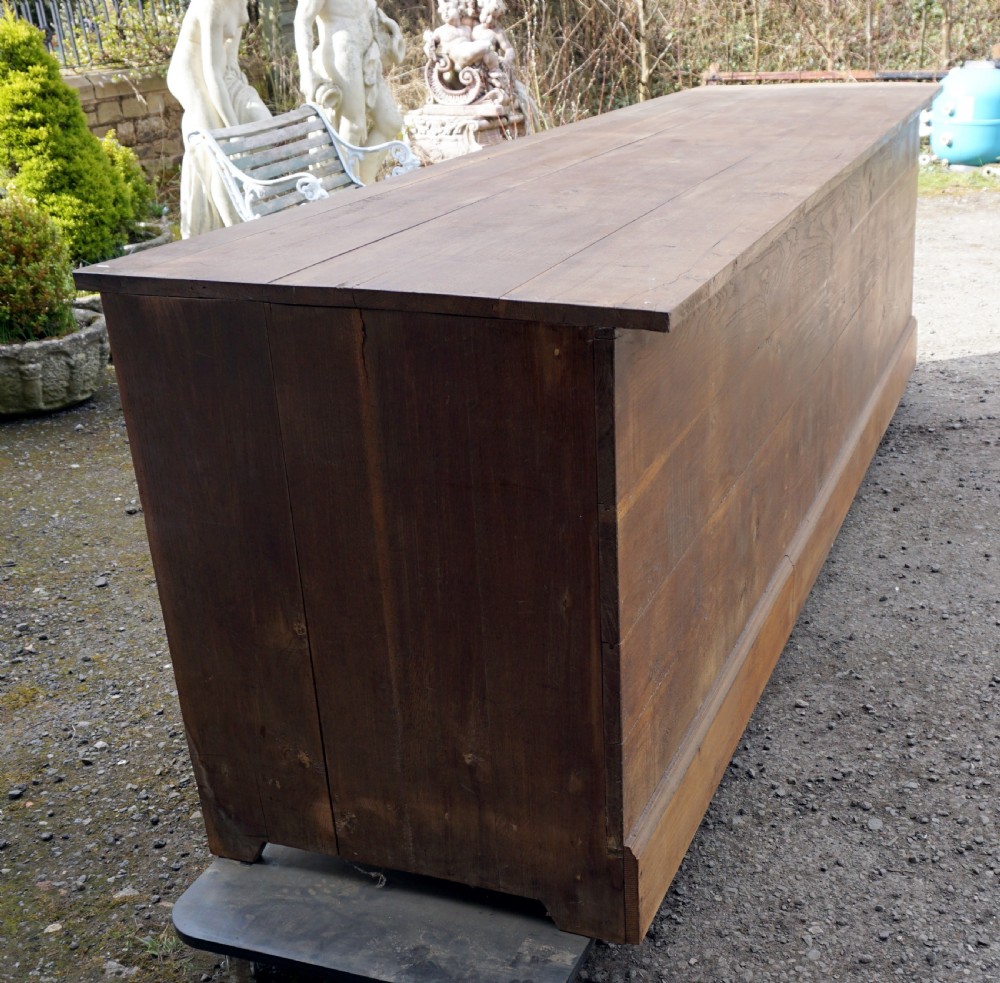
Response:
[424,0,523,110]
[406,0,534,162]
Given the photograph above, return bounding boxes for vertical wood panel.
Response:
[267,307,624,939]
[595,332,625,866]
[103,293,336,861]
[616,167,918,833]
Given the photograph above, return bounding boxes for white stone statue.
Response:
[422,0,523,110]
[167,0,272,238]
[293,0,406,183]
[423,0,487,77]
[406,0,533,163]
[473,0,518,98]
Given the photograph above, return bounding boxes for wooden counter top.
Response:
[76,84,933,333]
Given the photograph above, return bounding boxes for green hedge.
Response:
[0,192,75,344]
[0,10,153,265]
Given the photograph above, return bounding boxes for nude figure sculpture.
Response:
[294,0,406,183]
[167,0,272,238]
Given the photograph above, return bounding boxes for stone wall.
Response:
[64,70,183,178]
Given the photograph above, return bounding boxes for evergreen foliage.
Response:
[0,192,75,344]
[0,9,153,264]
[100,128,156,226]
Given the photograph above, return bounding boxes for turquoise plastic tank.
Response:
[930,60,1000,166]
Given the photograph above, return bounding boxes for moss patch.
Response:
[0,682,43,712]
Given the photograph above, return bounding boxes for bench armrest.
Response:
[186,103,421,224]
[187,129,336,222]
[302,104,421,184]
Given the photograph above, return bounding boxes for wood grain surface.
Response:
[267,307,623,938]
[76,85,931,332]
[82,85,931,943]
[614,155,920,835]
[101,293,337,862]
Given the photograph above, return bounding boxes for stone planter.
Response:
[0,307,110,417]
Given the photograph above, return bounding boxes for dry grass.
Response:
[382,0,998,126]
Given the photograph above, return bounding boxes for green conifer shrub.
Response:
[0,192,75,344]
[0,10,153,265]
[100,128,156,225]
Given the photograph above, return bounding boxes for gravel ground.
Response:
[1,190,998,983]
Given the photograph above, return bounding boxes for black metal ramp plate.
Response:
[173,845,592,983]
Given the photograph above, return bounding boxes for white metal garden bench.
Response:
[189,103,420,222]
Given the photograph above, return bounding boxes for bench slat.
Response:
[251,171,359,216]
[217,116,330,159]
[208,106,318,143]
[248,152,346,184]
[231,127,330,157]
[190,102,418,223]
[232,137,344,177]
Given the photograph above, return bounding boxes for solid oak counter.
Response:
[77,83,933,943]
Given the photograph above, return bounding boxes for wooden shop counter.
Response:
[77,82,932,943]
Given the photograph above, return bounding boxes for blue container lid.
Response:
[933,61,1000,122]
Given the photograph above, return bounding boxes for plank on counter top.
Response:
[75,84,934,332]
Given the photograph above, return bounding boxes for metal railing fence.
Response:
[11,0,186,69]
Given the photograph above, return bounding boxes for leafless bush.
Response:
[382,0,999,127]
